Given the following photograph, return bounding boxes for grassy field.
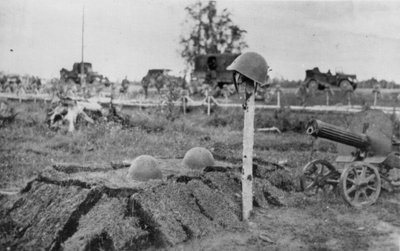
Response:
[0,100,352,188]
[1,99,399,189]
[1,100,400,250]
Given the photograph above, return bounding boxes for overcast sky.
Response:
[1,0,400,83]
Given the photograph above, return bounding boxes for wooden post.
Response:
[277,91,281,107]
[242,83,255,221]
[372,84,380,107]
[326,91,330,106]
[347,94,351,107]
[182,96,186,115]
[346,90,352,107]
[207,94,211,116]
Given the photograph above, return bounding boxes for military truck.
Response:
[303,67,357,91]
[140,69,186,98]
[60,62,104,84]
[191,53,239,89]
[190,53,270,100]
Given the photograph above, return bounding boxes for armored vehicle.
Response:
[304,67,357,91]
[60,62,103,84]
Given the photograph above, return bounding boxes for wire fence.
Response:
[0,92,398,118]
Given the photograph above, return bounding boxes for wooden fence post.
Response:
[277,91,281,107]
[207,93,211,116]
[372,84,380,107]
[275,84,282,108]
[182,96,186,115]
[325,87,332,106]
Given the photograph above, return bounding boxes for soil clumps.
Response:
[0,160,292,250]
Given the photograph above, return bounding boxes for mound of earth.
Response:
[0,160,293,250]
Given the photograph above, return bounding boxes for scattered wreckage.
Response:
[46,97,103,132]
[46,95,133,132]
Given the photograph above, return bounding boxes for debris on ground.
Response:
[46,97,101,132]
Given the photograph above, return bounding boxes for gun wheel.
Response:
[339,162,381,208]
[300,159,339,196]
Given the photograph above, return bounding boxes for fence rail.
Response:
[0,92,398,117]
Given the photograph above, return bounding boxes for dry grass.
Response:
[1,98,395,190]
[2,100,400,251]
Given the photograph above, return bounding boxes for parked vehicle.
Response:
[60,62,104,84]
[191,53,239,89]
[191,53,269,100]
[303,67,357,91]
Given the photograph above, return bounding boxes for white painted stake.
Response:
[242,88,255,221]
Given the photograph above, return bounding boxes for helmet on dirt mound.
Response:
[128,155,162,181]
[227,52,269,86]
[182,147,215,170]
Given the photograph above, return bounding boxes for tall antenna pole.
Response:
[80,6,86,87]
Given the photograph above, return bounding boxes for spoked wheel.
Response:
[300,159,340,196]
[339,162,381,208]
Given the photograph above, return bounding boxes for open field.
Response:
[0,101,399,250]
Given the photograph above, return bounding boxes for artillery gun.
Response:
[300,110,400,207]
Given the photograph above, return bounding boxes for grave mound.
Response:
[0,159,293,250]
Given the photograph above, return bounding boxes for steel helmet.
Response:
[227,52,269,86]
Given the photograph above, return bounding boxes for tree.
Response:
[179,1,248,69]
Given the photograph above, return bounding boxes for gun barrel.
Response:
[306,119,369,149]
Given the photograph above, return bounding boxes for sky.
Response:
[0,0,400,83]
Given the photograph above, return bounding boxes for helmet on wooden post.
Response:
[227,52,269,92]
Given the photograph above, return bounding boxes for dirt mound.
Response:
[0,161,291,250]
